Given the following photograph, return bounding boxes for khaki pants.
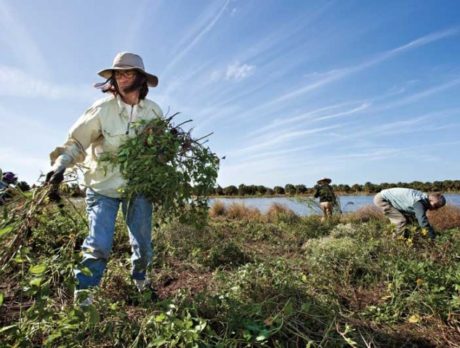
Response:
[320,201,333,222]
[373,193,407,233]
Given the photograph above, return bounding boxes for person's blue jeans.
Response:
[75,189,153,289]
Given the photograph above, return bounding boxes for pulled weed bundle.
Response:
[100,114,220,226]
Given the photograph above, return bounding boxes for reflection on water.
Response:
[210,194,460,217]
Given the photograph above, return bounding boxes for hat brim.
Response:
[98,67,158,87]
[317,178,332,184]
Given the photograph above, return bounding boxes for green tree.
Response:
[223,185,238,195]
[256,185,268,195]
[238,184,248,196]
[363,182,378,193]
[284,184,296,196]
[215,185,224,196]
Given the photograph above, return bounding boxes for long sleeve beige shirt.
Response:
[50,95,163,198]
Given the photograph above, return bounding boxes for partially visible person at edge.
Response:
[373,188,446,240]
[45,52,163,306]
[314,177,338,222]
[0,171,18,205]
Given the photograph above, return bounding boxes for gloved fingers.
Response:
[45,169,65,185]
[48,189,62,203]
[45,171,55,183]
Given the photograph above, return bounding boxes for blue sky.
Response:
[1,0,459,188]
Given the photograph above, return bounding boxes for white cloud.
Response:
[225,61,255,81]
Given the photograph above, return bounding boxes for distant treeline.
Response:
[21,180,460,198]
[213,180,460,196]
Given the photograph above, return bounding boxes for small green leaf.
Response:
[44,332,62,345]
[0,324,17,333]
[80,267,92,276]
[0,225,13,237]
[0,292,4,306]
[29,263,46,275]
[29,277,42,287]
[155,313,166,322]
[88,306,100,325]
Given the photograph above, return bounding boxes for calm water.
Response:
[210,194,460,216]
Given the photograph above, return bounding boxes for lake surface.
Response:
[210,194,460,216]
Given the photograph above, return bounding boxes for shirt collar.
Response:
[116,95,145,112]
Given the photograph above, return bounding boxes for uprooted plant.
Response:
[99,113,220,227]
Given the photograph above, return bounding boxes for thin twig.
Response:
[174,119,193,128]
[194,132,214,142]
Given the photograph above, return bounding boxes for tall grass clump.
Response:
[265,203,300,224]
[428,204,460,230]
[342,204,385,223]
[225,202,262,220]
[208,200,226,218]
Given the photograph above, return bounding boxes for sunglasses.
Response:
[114,70,137,78]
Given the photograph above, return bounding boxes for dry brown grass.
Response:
[428,204,460,230]
[209,201,460,231]
[225,202,262,220]
[343,205,385,223]
[209,200,226,218]
[209,201,301,222]
[265,203,300,223]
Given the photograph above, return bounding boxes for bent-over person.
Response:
[373,188,445,240]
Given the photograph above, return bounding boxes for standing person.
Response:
[46,52,163,305]
[373,188,446,240]
[314,177,338,221]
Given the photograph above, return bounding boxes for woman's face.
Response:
[114,70,137,92]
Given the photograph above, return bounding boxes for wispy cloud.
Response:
[332,108,460,142]
[248,101,369,138]
[264,27,460,107]
[0,65,95,100]
[122,0,163,48]
[233,124,342,157]
[0,1,49,75]
[162,0,231,76]
[375,77,460,111]
[225,61,255,81]
[209,61,255,82]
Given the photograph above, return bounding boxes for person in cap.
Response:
[0,171,17,204]
[373,188,446,240]
[46,52,163,305]
[314,177,338,221]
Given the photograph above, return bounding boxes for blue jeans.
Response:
[75,189,153,289]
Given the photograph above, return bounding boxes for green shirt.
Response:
[314,184,336,203]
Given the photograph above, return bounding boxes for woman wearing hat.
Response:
[46,52,163,305]
[314,177,338,221]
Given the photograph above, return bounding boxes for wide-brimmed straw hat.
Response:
[317,177,332,184]
[98,52,158,87]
